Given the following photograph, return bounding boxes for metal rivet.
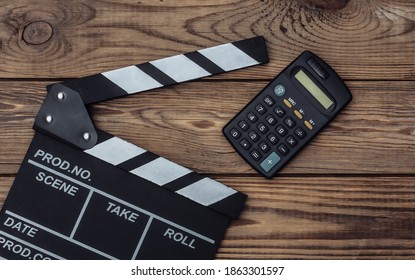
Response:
[83,132,91,141]
[45,115,53,124]
[57,92,65,100]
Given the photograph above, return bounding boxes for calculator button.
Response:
[286,136,298,147]
[276,125,287,136]
[283,99,293,109]
[260,152,281,172]
[247,112,258,123]
[257,123,268,134]
[250,150,262,161]
[240,139,251,150]
[284,117,296,128]
[259,141,270,153]
[278,144,289,155]
[274,106,286,117]
[263,96,275,107]
[265,115,277,126]
[274,84,286,96]
[248,131,259,142]
[294,110,303,120]
[238,120,250,131]
[304,120,314,130]
[267,133,279,144]
[230,128,241,139]
[255,104,266,115]
[294,127,306,139]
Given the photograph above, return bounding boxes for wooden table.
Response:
[0,0,414,259]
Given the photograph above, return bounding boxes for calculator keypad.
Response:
[224,82,321,177]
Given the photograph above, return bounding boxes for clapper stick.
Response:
[0,37,268,260]
[61,36,269,105]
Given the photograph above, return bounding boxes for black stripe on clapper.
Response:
[95,129,115,145]
[137,63,177,86]
[209,192,247,220]
[162,172,205,192]
[232,36,269,65]
[61,74,128,105]
[184,51,225,75]
[116,151,159,171]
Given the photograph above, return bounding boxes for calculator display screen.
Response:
[295,69,333,109]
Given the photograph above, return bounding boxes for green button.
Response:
[274,84,286,96]
[260,152,281,172]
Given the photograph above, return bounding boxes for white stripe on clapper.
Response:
[150,54,211,83]
[85,137,146,166]
[198,43,258,72]
[130,157,191,186]
[176,177,237,206]
[102,65,163,94]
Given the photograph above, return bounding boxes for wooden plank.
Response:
[0,80,414,175]
[216,176,415,259]
[0,0,414,80]
[0,81,42,174]
[0,177,12,208]
[91,80,415,175]
[1,175,414,259]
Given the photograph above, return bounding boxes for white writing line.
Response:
[28,159,215,244]
[0,230,65,260]
[131,216,153,260]
[5,211,117,260]
[70,190,93,239]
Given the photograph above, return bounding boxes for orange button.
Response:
[304,120,313,130]
[283,99,292,109]
[294,110,303,120]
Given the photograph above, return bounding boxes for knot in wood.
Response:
[22,21,53,45]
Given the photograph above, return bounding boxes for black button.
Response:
[284,117,296,128]
[238,120,250,131]
[257,122,268,134]
[240,139,251,150]
[274,106,286,117]
[259,141,270,153]
[294,127,306,139]
[276,125,287,136]
[247,112,258,123]
[250,150,262,161]
[230,128,241,139]
[265,115,277,126]
[263,96,275,107]
[286,136,298,147]
[248,131,259,142]
[307,58,329,80]
[267,133,279,144]
[255,104,266,115]
[278,144,289,155]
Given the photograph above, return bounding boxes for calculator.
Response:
[223,51,352,178]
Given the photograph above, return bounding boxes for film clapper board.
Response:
[0,37,269,260]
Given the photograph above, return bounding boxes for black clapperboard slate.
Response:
[0,37,268,260]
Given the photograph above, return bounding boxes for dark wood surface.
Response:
[0,0,414,259]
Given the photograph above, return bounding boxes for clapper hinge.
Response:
[34,84,98,150]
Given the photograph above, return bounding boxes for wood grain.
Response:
[217,176,415,259]
[0,0,414,80]
[0,80,414,174]
[0,0,414,260]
